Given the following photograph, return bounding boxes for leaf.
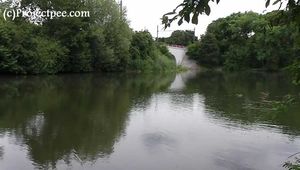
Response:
[184,13,190,22]
[273,0,281,5]
[205,5,211,15]
[161,16,168,24]
[265,0,271,7]
[178,17,183,25]
[187,0,193,5]
[192,13,199,24]
[164,11,176,16]
[174,3,185,12]
[279,2,283,9]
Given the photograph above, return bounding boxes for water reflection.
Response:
[0,71,299,170]
[182,71,300,135]
[0,74,175,169]
[0,145,3,160]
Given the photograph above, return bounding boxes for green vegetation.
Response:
[0,18,68,74]
[284,153,300,170]
[163,1,300,168]
[289,60,300,85]
[158,30,197,46]
[187,11,299,72]
[0,0,176,74]
[129,31,176,72]
[284,161,300,170]
[164,0,300,84]
[163,0,299,27]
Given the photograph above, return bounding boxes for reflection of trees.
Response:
[0,146,3,160]
[184,71,300,135]
[0,73,175,168]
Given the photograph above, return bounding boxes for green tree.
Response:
[166,30,197,46]
[129,31,176,72]
[0,18,67,74]
[164,0,300,84]
[188,33,221,67]
[0,0,176,74]
[187,11,298,71]
[162,0,299,28]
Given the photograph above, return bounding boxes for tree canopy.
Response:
[187,11,299,72]
[164,0,300,84]
[162,0,300,28]
[0,0,176,74]
[158,30,197,46]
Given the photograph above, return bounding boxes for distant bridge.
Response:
[167,45,186,65]
[168,45,198,70]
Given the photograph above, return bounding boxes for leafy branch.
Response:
[162,0,300,28]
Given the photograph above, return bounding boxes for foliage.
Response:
[164,0,300,84]
[156,42,176,60]
[0,18,67,74]
[158,30,197,46]
[284,163,300,170]
[162,0,300,28]
[284,153,300,170]
[187,11,299,72]
[289,60,300,85]
[130,31,155,61]
[0,0,176,74]
[129,31,176,72]
[187,33,221,67]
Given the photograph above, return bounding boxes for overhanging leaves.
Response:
[162,0,300,28]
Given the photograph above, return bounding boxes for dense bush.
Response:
[129,31,176,72]
[187,11,300,72]
[0,0,176,74]
[187,33,221,68]
[158,30,197,46]
[0,19,67,74]
[156,42,175,61]
[289,60,300,85]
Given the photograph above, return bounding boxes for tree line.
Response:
[162,0,300,85]
[157,30,197,46]
[0,0,176,74]
[187,11,300,83]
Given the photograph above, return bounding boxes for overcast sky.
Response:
[123,0,281,38]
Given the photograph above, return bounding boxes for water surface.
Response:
[0,72,300,170]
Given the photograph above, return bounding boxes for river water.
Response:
[0,71,300,170]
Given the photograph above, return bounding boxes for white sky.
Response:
[123,0,282,38]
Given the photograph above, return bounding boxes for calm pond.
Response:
[0,71,300,170]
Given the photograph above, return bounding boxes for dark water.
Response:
[0,72,300,170]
